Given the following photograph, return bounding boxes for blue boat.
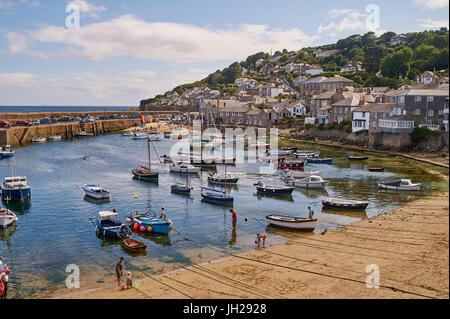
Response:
[254,181,294,195]
[0,145,15,158]
[95,211,131,239]
[171,184,192,195]
[1,176,31,202]
[306,158,333,164]
[129,214,171,234]
[201,187,234,206]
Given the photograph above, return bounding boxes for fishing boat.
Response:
[201,187,234,206]
[266,214,316,231]
[0,145,14,158]
[277,160,305,169]
[75,132,94,137]
[169,162,200,174]
[132,134,159,182]
[82,184,110,200]
[306,158,333,164]
[0,208,18,229]
[49,135,62,141]
[122,238,147,253]
[132,132,148,139]
[286,175,329,189]
[254,181,294,195]
[95,211,131,239]
[1,176,31,202]
[283,170,321,179]
[31,137,46,143]
[368,167,384,172]
[128,213,171,234]
[293,151,320,158]
[346,155,369,160]
[378,179,421,191]
[208,172,239,185]
[322,197,369,210]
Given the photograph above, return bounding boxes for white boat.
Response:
[49,135,62,141]
[169,163,200,173]
[150,135,162,141]
[294,151,320,158]
[266,214,316,231]
[267,149,295,156]
[82,184,110,199]
[32,137,46,143]
[286,175,329,188]
[132,132,148,140]
[378,179,421,191]
[0,208,18,228]
[122,131,134,136]
[75,132,94,137]
[283,170,322,179]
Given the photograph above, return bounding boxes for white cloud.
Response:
[419,18,449,29]
[66,0,106,18]
[412,0,449,9]
[5,15,319,63]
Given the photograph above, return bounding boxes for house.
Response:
[246,109,269,127]
[314,49,339,57]
[305,66,324,76]
[211,106,250,125]
[390,35,408,46]
[329,94,366,124]
[443,98,449,131]
[292,76,308,88]
[260,83,284,98]
[317,105,331,124]
[416,71,439,85]
[289,100,306,117]
[301,75,354,96]
[341,62,363,73]
[352,103,396,133]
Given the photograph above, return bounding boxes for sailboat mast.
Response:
[147,134,151,171]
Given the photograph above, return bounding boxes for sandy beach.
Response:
[55,187,448,299]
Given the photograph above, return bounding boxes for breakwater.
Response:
[0,119,141,146]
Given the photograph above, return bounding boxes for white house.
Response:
[305,66,324,76]
[390,35,408,46]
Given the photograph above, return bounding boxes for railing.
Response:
[379,119,415,129]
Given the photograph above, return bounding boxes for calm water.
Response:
[0,134,447,298]
[0,106,134,113]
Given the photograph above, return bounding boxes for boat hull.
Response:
[1,187,31,201]
[306,158,333,164]
[131,216,171,234]
[256,186,294,195]
[322,198,369,210]
[0,210,18,228]
[207,177,239,184]
[171,185,191,195]
[266,215,316,231]
[378,183,421,191]
[288,181,328,189]
[0,152,15,158]
[201,193,234,206]
[132,170,159,181]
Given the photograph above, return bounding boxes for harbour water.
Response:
[0,133,448,298]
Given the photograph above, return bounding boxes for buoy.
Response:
[121,285,125,290]
[147,226,153,233]
[126,218,132,224]
[161,206,165,210]
[133,223,139,230]
[245,218,248,222]
[140,226,146,232]
[134,195,138,199]
[112,208,117,212]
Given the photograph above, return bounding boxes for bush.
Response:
[410,127,439,145]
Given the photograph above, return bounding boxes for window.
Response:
[415,96,421,102]
[415,109,420,116]
[428,110,434,117]
[427,96,434,102]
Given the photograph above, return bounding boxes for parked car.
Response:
[30,120,40,126]
[73,117,82,122]
[59,117,72,122]
[0,120,11,128]
[15,120,32,127]
[40,117,52,124]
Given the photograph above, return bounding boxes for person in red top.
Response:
[229,209,237,227]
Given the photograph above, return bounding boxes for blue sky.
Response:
[0,0,448,106]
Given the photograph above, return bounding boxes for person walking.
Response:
[115,257,124,287]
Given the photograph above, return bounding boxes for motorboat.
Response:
[75,132,94,137]
[95,211,131,239]
[169,163,200,174]
[1,176,31,201]
[378,179,421,191]
[31,137,46,143]
[49,135,62,141]
[294,151,320,159]
[132,132,148,140]
[0,208,18,229]
[283,170,322,179]
[82,184,110,200]
[0,145,15,158]
[286,175,329,189]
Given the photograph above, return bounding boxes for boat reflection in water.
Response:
[0,224,17,242]
[255,192,294,202]
[2,198,31,214]
[83,195,110,205]
[294,187,329,199]
[133,230,172,247]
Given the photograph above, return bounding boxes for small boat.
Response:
[171,184,192,195]
[306,158,333,164]
[259,154,287,162]
[169,163,200,174]
[128,214,171,234]
[95,211,131,239]
[322,197,369,210]
[150,135,162,141]
[122,131,134,136]
[164,132,171,138]
[378,179,421,191]
[132,134,159,182]
[254,181,294,195]
[278,160,305,169]
[82,184,110,199]
[201,187,234,206]
[281,147,298,152]
[286,175,329,189]
[0,145,15,158]
[268,149,295,156]
[208,173,239,185]
[49,135,62,141]
[122,238,147,253]
[346,155,369,160]
[31,137,46,143]
[75,132,94,137]
[132,132,148,139]
[283,170,321,179]
[0,208,18,229]
[1,176,31,202]
[294,151,320,159]
[266,214,316,231]
[368,167,384,172]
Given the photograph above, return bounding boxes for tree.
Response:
[221,62,241,84]
[363,45,386,73]
[380,47,413,78]
[348,47,364,62]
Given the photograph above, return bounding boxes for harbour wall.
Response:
[0,119,142,146]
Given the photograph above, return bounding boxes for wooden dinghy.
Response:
[266,214,316,231]
[123,238,147,252]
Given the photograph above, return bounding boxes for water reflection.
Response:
[2,199,32,214]
[83,195,110,205]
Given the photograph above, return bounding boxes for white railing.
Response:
[379,119,415,129]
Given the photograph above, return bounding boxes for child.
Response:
[261,234,267,247]
[255,233,261,248]
[126,272,132,289]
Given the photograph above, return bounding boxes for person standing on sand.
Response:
[308,206,314,219]
[115,257,124,286]
[230,209,237,227]
[255,233,261,248]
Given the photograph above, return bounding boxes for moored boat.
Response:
[75,132,94,138]
[322,197,369,210]
[49,135,62,141]
[346,155,369,160]
[286,175,329,189]
[266,214,316,231]
[82,184,110,199]
[31,137,46,143]
[128,214,172,234]
[201,187,234,206]
[171,184,192,195]
[368,167,384,172]
[1,176,31,202]
[208,173,239,185]
[378,179,421,191]
[132,132,148,139]
[306,158,333,164]
[254,181,294,195]
[0,145,15,158]
[278,160,304,169]
[293,151,320,158]
[122,238,147,253]
[0,208,18,229]
[268,149,295,156]
[132,134,159,182]
[283,170,321,179]
[169,163,200,174]
[95,211,131,239]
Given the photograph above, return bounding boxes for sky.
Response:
[0,0,448,106]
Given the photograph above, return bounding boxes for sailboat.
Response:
[171,170,193,195]
[131,134,159,182]
[207,162,238,185]
[201,163,234,205]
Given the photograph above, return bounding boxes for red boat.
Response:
[278,161,304,169]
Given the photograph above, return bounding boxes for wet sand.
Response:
[56,189,449,299]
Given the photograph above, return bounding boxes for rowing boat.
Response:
[122,238,147,252]
[322,197,369,210]
[266,214,316,231]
